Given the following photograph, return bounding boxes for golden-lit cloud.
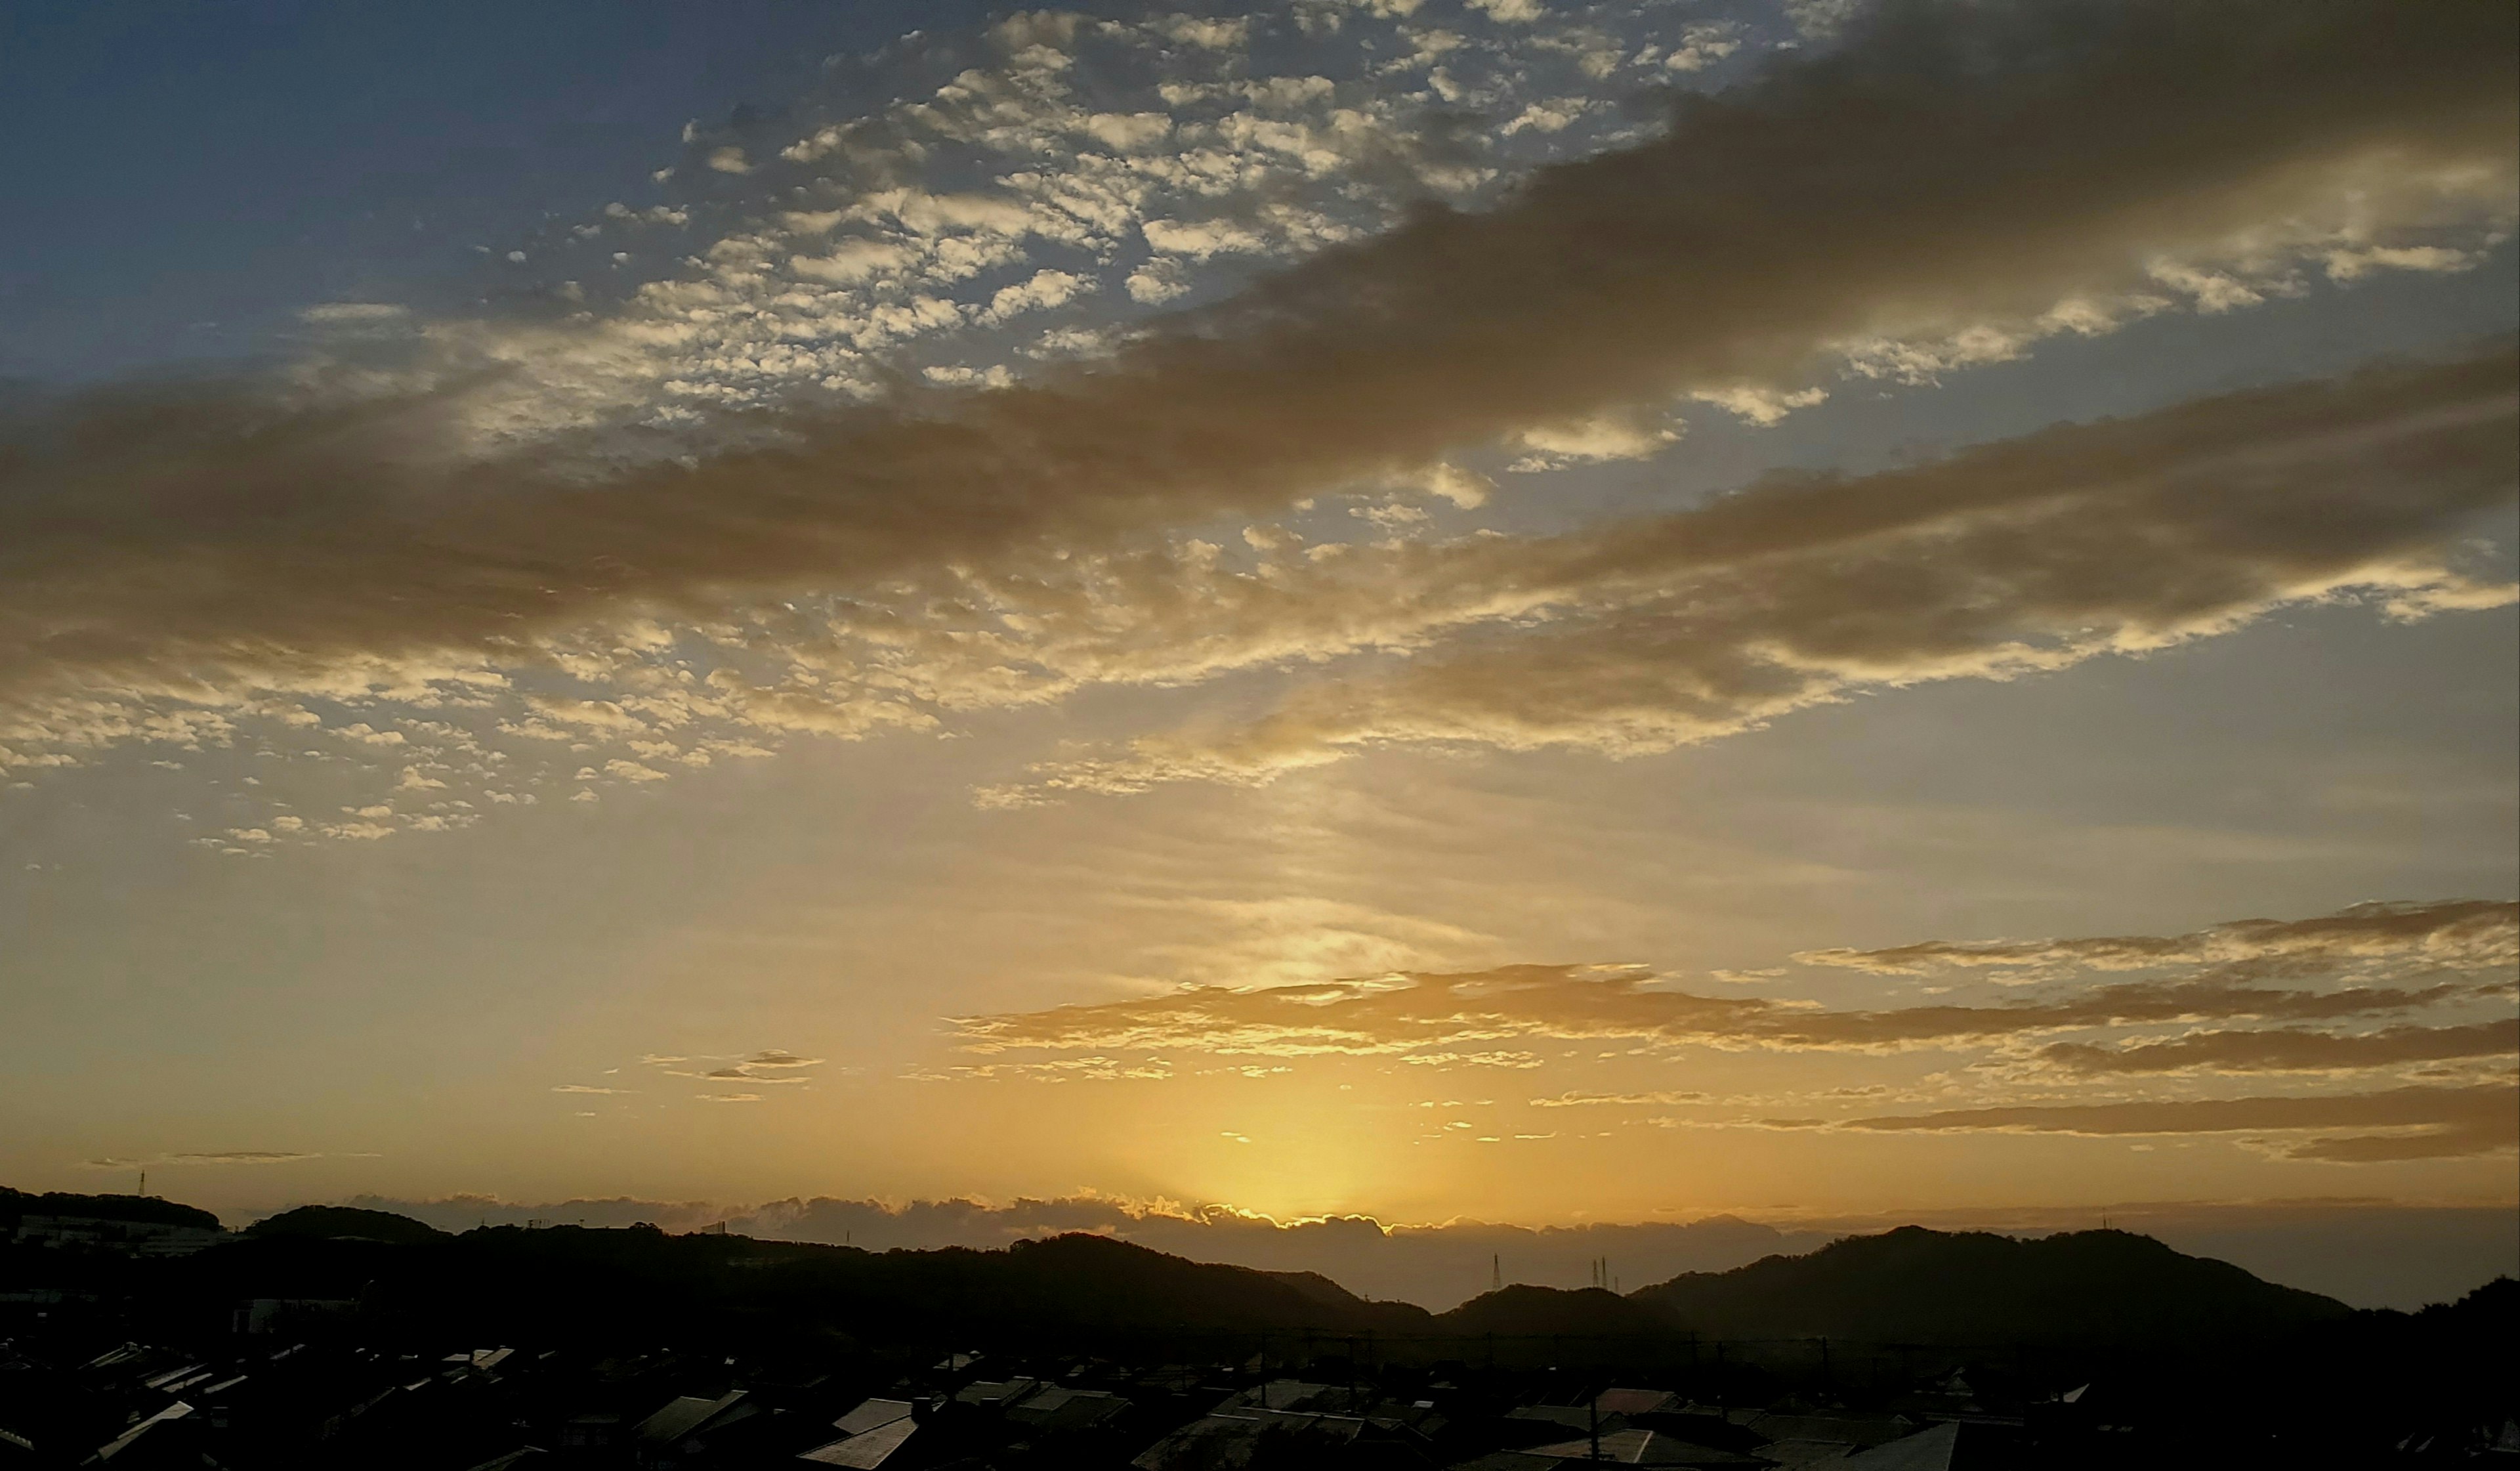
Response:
[80,1151,327,1168]
[2035,1020,2519,1077]
[1838,1082,2519,1163]
[944,899,2518,1166]
[954,900,2513,1059]
[1802,896,2519,979]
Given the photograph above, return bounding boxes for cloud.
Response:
[1530,1090,1710,1109]
[994,351,2518,798]
[2,0,2508,804]
[951,963,2471,1059]
[1688,384,1827,425]
[81,1151,323,1168]
[1507,410,1679,467]
[2036,1019,2519,1076]
[1839,1082,2519,1162]
[298,302,411,326]
[951,901,2511,1062]
[635,1048,825,1096]
[1801,897,2519,978]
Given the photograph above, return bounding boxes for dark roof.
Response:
[1522,1428,1763,1465]
[635,1389,746,1444]
[1005,1386,1131,1433]
[954,1376,1041,1408]
[1830,1422,1960,1471]
[1134,1407,1432,1470]
[1757,1438,1860,1468]
[833,1398,915,1437]
[798,1416,917,1468]
[1744,1413,1917,1449]
[1510,1405,1631,1436]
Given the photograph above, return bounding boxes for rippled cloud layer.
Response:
[3,0,2511,852]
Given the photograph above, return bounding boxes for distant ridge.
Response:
[0,1183,2413,1354]
[8,1180,2512,1468]
[1629,1225,2352,1344]
[0,1185,220,1232]
[245,1204,448,1246]
[1435,1283,1676,1338]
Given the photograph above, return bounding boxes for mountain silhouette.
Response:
[1629,1225,2351,1345]
[5,1181,2511,1469]
[0,1183,2428,1362]
[0,1185,220,1231]
[1435,1283,1678,1338]
[244,1204,448,1245]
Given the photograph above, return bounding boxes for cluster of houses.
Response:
[0,1320,2198,1470]
[9,1216,227,1262]
[3,1201,2510,1466]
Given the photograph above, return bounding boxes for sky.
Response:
[1,0,2515,1308]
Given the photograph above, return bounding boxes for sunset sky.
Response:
[2,1,2513,1282]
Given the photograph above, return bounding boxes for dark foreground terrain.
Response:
[2,1187,2511,1468]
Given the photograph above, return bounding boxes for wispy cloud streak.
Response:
[992,350,2518,798]
[1839,1082,2518,1163]
[952,900,2515,1058]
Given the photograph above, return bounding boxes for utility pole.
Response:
[1589,1389,1601,1462]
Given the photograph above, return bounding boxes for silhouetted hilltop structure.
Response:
[2,1185,229,1258]
[1631,1226,2350,1346]
[1437,1284,1677,1339]
[243,1205,448,1247]
[0,1187,219,1233]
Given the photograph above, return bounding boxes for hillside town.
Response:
[3,1191,2514,1469]
[0,1318,2344,1469]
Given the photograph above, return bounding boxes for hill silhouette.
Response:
[1631,1225,2351,1345]
[245,1204,448,1245]
[1436,1283,1677,1338]
[0,1185,220,1231]
[156,1221,1439,1348]
[5,1179,2511,1470]
[0,1183,2437,1362]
